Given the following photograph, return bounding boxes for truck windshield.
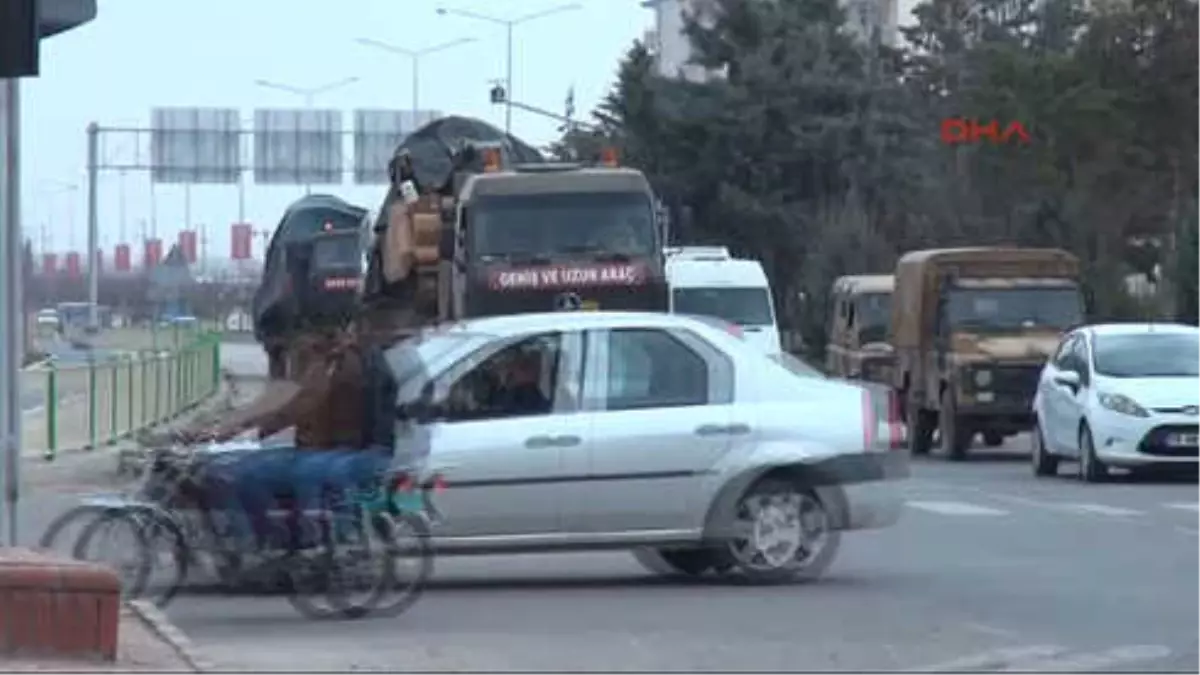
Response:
[673,287,774,326]
[946,286,1083,331]
[471,192,656,259]
[855,293,892,343]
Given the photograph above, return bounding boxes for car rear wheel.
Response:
[1079,424,1108,483]
[1031,422,1059,477]
[716,478,840,584]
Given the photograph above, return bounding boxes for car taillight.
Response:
[862,386,904,452]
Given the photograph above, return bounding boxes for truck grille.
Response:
[990,365,1042,399]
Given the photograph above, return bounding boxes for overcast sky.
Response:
[21,0,920,261]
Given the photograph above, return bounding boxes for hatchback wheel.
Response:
[1079,424,1108,483]
[717,478,840,584]
[1031,422,1059,477]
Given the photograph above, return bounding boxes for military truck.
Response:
[373,131,668,323]
[890,247,1084,459]
[825,274,895,385]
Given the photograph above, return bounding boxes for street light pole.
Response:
[254,76,360,194]
[436,4,581,135]
[354,36,476,128]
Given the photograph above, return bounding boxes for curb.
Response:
[126,601,216,673]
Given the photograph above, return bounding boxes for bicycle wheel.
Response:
[38,505,111,554]
[128,507,191,609]
[72,509,153,600]
[370,511,434,618]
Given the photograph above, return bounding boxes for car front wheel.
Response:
[1031,421,1059,477]
[1079,423,1108,483]
[716,477,840,584]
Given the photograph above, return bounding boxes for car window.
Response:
[435,333,565,422]
[605,329,709,411]
[1093,332,1200,378]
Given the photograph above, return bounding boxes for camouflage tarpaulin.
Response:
[392,115,545,194]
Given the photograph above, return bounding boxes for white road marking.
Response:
[905,500,1010,516]
[905,645,1068,672]
[998,644,1172,672]
[1057,503,1143,517]
[1164,502,1199,512]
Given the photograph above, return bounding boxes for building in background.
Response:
[641,0,898,82]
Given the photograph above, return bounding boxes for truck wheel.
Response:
[940,390,972,460]
[906,392,935,456]
[982,430,1004,447]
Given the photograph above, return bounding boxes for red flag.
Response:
[114,244,131,272]
[178,229,198,264]
[144,239,163,268]
[41,253,58,275]
[231,223,253,260]
[65,252,81,277]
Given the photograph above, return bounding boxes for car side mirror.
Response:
[1053,370,1081,391]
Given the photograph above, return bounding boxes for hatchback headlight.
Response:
[973,369,993,388]
[1097,392,1150,418]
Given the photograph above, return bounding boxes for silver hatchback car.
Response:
[387,311,908,584]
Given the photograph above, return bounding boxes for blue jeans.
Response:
[201,446,393,548]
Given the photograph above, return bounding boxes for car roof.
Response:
[1083,322,1199,337]
[442,311,725,338]
[666,257,769,288]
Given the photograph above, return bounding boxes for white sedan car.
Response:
[1032,322,1199,481]
[386,311,907,584]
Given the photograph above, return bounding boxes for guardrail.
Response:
[22,332,223,461]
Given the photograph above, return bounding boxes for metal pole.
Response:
[411,57,420,126]
[86,122,100,330]
[505,23,514,135]
[1,78,24,545]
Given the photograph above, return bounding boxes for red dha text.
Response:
[941,119,1031,145]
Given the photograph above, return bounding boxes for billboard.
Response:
[65,252,81,277]
[230,223,253,260]
[150,107,242,184]
[178,229,198,264]
[41,253,57,275]
[252,108,343,185]
[114,244,131,272]
[352,109,442,184]
[144,239,163,268]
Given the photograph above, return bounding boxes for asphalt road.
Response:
[14,341,1198,672]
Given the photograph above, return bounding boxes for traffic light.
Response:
[0,0,38,78]
[0,0,97,78]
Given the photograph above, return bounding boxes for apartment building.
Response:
[641,0,899,81]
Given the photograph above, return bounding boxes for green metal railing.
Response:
[28,332,223,461]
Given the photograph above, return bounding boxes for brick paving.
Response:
[0,606,195,672]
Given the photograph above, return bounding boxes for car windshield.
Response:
[1092,332,1200,378]
[385,331,481,394]
[471,191,657,259]
[856,292,892,343]
[673,287,774,326]
[946,286,1083,332]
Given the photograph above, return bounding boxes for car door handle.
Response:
[695,424,751,437]
[524,435,581,449]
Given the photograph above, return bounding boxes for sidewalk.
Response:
[1,604,207,672]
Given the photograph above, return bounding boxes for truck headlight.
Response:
[973,369,993,388]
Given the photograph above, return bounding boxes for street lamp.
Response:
[436,3,582,134]
[253,77,359,193]
[254,76,360,108]
[355,36,476,128]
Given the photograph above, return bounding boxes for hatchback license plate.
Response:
[1167,432,1198,447]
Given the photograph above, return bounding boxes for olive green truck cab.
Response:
[890,247,1084,459]
[826,274,895,386]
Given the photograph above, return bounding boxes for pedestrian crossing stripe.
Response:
[1059,503,1142,517]
[908,644,1172,672]
[1164,502,1199,512]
